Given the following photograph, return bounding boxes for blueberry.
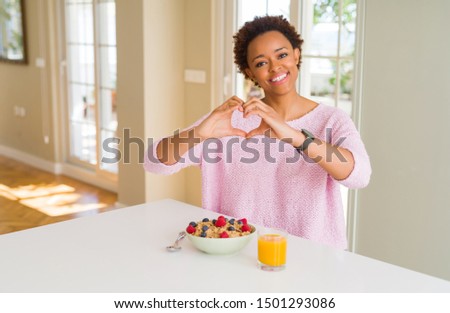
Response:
[229,218,235,225]
[212,219,217,224]
[228,226,235,231]
[202,225,209,231]
[237,220,243,225]
[189,221,197,227]
[202,218,209,222]
[200,232,207,237]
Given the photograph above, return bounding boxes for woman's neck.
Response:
[262,92,306,121]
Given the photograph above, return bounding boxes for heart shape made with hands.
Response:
[199,96,297,144]
[240,98,290,140]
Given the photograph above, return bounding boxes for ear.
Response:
[244,68,254,81]
[294,48,300,65]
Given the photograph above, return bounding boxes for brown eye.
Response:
[256,61,266,68]
[279,53,288,59]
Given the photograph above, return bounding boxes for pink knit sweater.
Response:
[144,104,371,249]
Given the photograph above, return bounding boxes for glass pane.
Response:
[70,121,97,164]
[267,0,291,19]
[98,0,116,45]
[69,83,96,123]
[100,129,118,173]
[307,57,335,106]
[99,88,117,131]
[66,2,93,44]
[99,46,116,89]
[68,44,95,84]
[67,0,93,3]
[238,0,268,26]
[301,0,338,57]
[236,0,290,100]
[338,60,353,115]
[313,0,339,23]
[340,0,357,56]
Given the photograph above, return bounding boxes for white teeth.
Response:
[271,73,287,82]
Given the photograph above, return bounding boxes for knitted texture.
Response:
[144,104,371,249]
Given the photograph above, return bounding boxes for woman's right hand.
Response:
[195,96,247,140]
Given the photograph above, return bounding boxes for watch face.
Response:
[301,129,315,139]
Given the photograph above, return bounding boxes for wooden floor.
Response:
[0,155,119,235]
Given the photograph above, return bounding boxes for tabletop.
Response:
[1,198,449,292]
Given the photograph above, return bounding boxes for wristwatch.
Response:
[295,129,315,153]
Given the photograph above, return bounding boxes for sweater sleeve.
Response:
[143,114,209,176]
[328,109,372,189]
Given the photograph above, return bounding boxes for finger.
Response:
[217,99,239,113]
[230,128,247,137]
[246,128,265,138]
[244,106,269,119]
[227,101,244,112]
[242,98,259,109]
[243,97,265,106]
[219,97,243,109]
[243,99,269,112]
[230,95,245,104]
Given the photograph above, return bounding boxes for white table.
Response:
[1,199,449,292]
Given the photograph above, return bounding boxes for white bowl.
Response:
[187,225,256,255]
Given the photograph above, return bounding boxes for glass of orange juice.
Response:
[257,228,287,271]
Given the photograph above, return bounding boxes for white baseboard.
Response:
[0,144,117,193]
[0,145,59,174]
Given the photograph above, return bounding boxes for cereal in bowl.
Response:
[186,216,253,238]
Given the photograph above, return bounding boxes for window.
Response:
[64,0,117,174]
[223,0,360,223]
[233,0,357,117]
[235,0,291,100]
[299,0,357,115]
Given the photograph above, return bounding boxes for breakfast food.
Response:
[186,216,253,238]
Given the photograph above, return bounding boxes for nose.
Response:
[269,59,281,72]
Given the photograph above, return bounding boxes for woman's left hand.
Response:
[242,97,300,145]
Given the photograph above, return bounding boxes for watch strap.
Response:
[295,129,315,152]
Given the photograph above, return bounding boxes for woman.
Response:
[144,16,371,249]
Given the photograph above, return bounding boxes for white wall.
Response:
[356,0,450,281]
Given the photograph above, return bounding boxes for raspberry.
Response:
[220,231,229,238]
[241,224,251,232]
[186,225,196,234]
[239,218,248,225]
[215,218,226,227]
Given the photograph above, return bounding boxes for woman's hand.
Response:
[243,97,300,145]
[195,96,248,140]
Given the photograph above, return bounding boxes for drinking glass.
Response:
[257,228,287,271]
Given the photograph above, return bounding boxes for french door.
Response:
[232,0,357,116]
[222,0,361,226]
[63,0,118,176]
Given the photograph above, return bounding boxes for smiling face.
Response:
[245,31,300,97]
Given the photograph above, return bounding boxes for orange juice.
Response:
[258,234,287,267]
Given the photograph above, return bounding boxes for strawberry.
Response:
[186,225,196,234]
[215,218,226,227]
[239,218,248,225]
[220,231,229,238]
[241,224,251,232]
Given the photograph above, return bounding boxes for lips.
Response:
[269,72,289,84]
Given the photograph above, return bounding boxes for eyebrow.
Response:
[251,47,287,63]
